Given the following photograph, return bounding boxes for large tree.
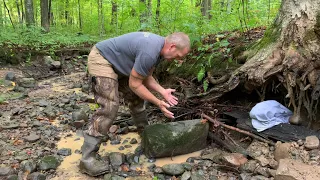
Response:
[40,0,49,32]
[24,0,35,26]
[220,0,320,127]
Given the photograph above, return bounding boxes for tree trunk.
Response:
[41,0,49,32]
[49,0,52,25]
[65,0,69,25]
[15,0,22,24]
[111,0,118,26]
[156,0,160,31]
[3,0,15,28]
[24,0,35,26]
[225,0,320,126]
[20,0,24,23]
[0,0,2,26]
[201,0,209,17]
[78,0,82,30]
[139,0,147,24]
[98,0,105,36]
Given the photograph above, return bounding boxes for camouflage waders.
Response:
[80,46,148,176]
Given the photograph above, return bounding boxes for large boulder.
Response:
[142,119,209,158]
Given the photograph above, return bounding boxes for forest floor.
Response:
[1,29,320,180]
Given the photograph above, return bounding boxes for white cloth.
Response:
[250,100,293,132]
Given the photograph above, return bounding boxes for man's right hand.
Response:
[157,100,174,119]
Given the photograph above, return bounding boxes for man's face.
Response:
[163,44,189,61]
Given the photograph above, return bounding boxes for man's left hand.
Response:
[162,89,178,106]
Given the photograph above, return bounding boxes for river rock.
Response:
[27,172,46,180]
[0,166,14,176]
[71,110,88,122]
[18,78,36,88]
[20,160,37,173]
[274,142,291,161]
[275,158,320,180]
[109,152,125,166]
[161,164,185,176]
[142,119,209,158]
[304,136,319,150]
[104,174,125,180]
[57,148,72,156]
[38,156,60,170]
[4,72,16,81]
[24,133,40,143]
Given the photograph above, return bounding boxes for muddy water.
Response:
[53,130,202,179]
[38,72,203,179]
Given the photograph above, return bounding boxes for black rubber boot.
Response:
[79,133,109,176]
[131,110,148,133]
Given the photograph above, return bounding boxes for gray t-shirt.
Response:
[96,32,165,77]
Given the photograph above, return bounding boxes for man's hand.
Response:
[157,100,175,118]
[162,88,178,106]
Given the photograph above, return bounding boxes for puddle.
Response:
[53,131,202,179]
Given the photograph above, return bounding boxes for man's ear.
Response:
[169,43,176,50]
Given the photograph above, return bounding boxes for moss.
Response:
[251,23,281,52]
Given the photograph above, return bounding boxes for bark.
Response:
[15,0,22,24]
[20,0,24,23]
[41,0,50,32]
[224,0,320,125]
[139,0,147,24]
[24,0,35,26]
[3,0,14,28]
[98,0,105,36]
[78,0,82,30]
[0,0,2,26]
[111,0,117,26]
[156,0,160,31]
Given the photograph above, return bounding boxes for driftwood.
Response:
[202,113,275,146]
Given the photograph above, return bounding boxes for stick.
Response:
[202,113,275,146]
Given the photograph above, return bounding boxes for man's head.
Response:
[161,32,190,61]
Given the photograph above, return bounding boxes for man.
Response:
[80,32,190,176]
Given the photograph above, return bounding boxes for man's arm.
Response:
[129,68,174,118]
[143,71,178,106]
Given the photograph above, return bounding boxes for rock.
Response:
[190,170,205,180]
[1,123,19,129]
[240,160,259,173]
[304,136,319,150]
[7,175,18,180]
[181,171,191,180]
[4,72,16,81]
[161,164,185,176]
[130,138,138,144]
[38,156,60,170]
[142,119,209,158]
[51,61,61,69]
[104,174,125,180]
[109,152,125,167]
[57,148,72,156]
[73,120,86,129]
[251,175,269,180]
[255,156,270,167]
[27,172,46,180]
[38,100,50,107]
[275,158,320,180]
[274,142,291,161]
[0,167,13,176]
[20,160,37,173]
[222,153,248,167]
[182,163,192,171]
[71,110,88,122]
[109,125,118,133]
[18,78,36,88]
[24,133,40,143]
[246,140,269,158]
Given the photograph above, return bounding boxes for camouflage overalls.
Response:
[86,46,147,137]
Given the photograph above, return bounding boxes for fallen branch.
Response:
[202,113,275,146]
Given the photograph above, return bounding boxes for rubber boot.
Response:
[79,133,109,176]
[131,110,148,133]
